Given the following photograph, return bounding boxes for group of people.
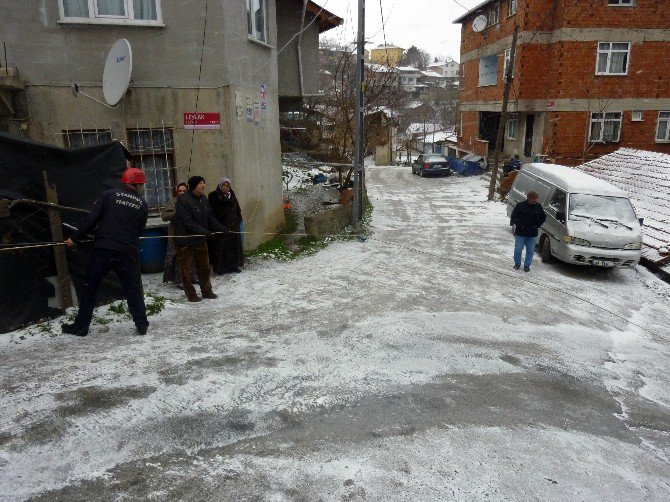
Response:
[161,176,244,302]
[61,168,243,337]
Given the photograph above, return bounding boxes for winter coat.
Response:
[510,200,546,237]
[208,187,243,231]
[161,196,178,238]
[72,186,148,255]
[173,191,225,247]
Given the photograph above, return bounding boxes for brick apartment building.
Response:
[454,0,670,166]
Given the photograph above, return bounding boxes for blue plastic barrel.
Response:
[139,226,168,273]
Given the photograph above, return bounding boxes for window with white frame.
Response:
[503,48,514,78]
[589,112,622,142]
[62,129,112,148]
[596,42,630,75]
[127,127,175,209]
[506,113,518,139]
[608,0,633,5]
[508,0,518,15]
[59,0,161,24]
[487,4,500,26]
[247,0,267,43]
[656,112,670,142]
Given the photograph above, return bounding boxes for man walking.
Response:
[510,190,546,272]
[173,176,226,302]
[62,167,149,336]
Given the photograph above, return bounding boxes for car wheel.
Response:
[541,236,553,263]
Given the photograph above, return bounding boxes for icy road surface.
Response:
[1,166,670,501]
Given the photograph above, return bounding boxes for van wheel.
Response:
[541,236,553,263]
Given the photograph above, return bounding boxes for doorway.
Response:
[524,115,535,158]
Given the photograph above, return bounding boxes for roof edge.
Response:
[453,0,496,24]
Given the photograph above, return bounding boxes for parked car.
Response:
[412,154,452,177]
[507,163,643,268]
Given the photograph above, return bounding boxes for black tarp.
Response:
[0,132,131,333]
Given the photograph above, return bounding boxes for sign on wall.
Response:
[184,113,221,130]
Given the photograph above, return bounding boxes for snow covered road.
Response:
[1,165,670,501]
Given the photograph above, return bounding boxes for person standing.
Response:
[161,182,197,287]
[62,167,149,336]
[510,190,546,272]
[208,178,244,274]
[173,176,225,302]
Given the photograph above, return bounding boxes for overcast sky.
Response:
[319,0,484,62]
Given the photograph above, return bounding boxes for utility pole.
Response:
[352,0,365,224]
[487,24,518,201]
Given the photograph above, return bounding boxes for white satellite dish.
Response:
[102,38,133,106]
[472,14,488,33]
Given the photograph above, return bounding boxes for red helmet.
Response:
[121,167,147,185]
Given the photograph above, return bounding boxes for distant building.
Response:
[454,0,670,165]
[370,44,404,67]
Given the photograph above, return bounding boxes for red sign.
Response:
[547,101,555,109]
[184,112,220,130]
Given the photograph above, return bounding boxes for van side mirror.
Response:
[556,210,565,223]
[638,217,644,226]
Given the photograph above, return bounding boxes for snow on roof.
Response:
[453,0,496,23]
[396,66,422,73]
[418,130,457,144]
[421,70,443,78]
[374,44,403,50]
[406,123,443,135]
[523,163,628,197]
[575,148,670,265]
[366,63,397,73]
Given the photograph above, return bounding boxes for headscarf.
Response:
[218,178,232,189]
[218,178,232,199]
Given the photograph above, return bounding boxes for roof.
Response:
[522,163,627,197]
[373,44,404,50]
[406,123,443,135]
[306,1,343,33]
[421,70,443,78]
[453,0,496,24]
[396,66,422,73]
[575,148,670,265]
[418,130,457,144]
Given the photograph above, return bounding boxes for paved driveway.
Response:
[2,166,669,501]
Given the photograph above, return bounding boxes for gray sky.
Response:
[319,0,483,62]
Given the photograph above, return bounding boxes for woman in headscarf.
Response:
[162,182,197,287]
[208,178,244,274]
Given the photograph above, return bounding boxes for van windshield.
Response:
[568,194,637,225]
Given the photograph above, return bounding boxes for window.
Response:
[247,0,267,43]
[59,0,161,24]
[503,48,514,78]
[127,127,175,209]
[656,112,670,142]
[506,113,518,140]
[589,112,622,142]
[487,4,500,26]
[631,110,643,122]
[478,54,498,87]
[63,129,112,148]
[549,189,567,214]
[608,0,633,5]
[596,42,630,75]
[508,0,518,15]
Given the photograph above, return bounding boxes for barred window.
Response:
[126,127,175,209]
[63,129,112,148]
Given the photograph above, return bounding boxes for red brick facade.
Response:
[455,0,670,165]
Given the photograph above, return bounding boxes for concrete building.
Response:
[370,44,404,67]
[0,0,339,249]
[454,0,670,166]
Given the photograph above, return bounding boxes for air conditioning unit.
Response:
[631,111,644,122]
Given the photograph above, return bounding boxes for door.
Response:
[524,114,535,158]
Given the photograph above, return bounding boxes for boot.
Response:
[202,291,218,300]
[187,294,202,302]
[62,323,88,337]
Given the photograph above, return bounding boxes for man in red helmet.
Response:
[61,167,150,337]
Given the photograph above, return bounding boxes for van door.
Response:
[545,187,567,243]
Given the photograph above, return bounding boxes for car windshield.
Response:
[426,156,446,162]
[568,194,637,224]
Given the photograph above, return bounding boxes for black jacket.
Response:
[510,200,546,237]
[208,187,243,231]
[72,187,148,255]
[173,191,225,247]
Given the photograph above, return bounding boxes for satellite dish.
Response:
[103,39,132,106]
[472,15,488,33]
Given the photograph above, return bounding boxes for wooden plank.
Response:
[43,172,74,310]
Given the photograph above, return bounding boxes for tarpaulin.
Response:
[0,132,131,333]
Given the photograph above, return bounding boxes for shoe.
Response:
[232,268,242,273]
[62,323,88,337]
[202,291,218,300]
[136,324,148,336]
[524,266,530,272]
[187,295,202,302]
[513,264,520,270]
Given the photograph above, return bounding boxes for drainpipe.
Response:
[298,0,308,97]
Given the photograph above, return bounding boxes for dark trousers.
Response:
[75,248,148,330]
[176,243,212,298]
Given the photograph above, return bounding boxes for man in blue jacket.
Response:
[61,167,149,337]
[510,190,546,272]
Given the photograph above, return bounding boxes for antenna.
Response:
[71,39,132,109]
[472,15,488,33]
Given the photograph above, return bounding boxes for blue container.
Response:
[139,226,168,273]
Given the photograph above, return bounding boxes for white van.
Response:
[506,163,643,268]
